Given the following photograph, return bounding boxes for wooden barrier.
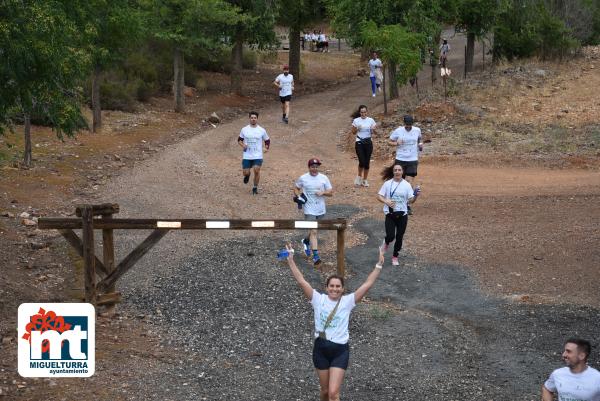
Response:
[38,204,348,309]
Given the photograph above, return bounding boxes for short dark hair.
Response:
[326,274,344,288]
[565,338,591,360]
[249,111,259,118]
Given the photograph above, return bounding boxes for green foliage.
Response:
[361,21,426,84]
[226,0,279,49]
[455,0,497,37]
[0,0,91,137]
[141,0,241,51]
[278,0,323,30]
[493,0,579,61]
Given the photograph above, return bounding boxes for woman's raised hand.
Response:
[285,242,295,261]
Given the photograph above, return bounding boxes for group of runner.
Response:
[302,30,329,52]
[235,58,599,401]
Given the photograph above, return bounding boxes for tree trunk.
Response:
[388,61,398,99]
[230,27,244,95]
[23,112,32,168]
[288,26,301,82]
[466,32,475,72]
[173,48,185,113]
[91,65,102,133]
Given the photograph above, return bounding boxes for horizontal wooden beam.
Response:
[39,218,347,231]
[75,203,119,217]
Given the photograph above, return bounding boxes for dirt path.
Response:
[3,31,600,401]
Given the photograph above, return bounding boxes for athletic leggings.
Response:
[355,140,373,169]
[384,212,408,257]
[370,76,378,94]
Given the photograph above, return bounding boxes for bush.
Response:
[258,50,278,64]
[100,81,136,112]
[242,49,257,69]
[493,0,580,61]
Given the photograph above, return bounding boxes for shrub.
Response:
[100,81,136,112]
[242,49,257,69]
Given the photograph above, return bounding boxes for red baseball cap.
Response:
[308,158,321,167]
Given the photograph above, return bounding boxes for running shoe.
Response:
[284,117,289,124]
[379,240,389,253]
[392,257,399,266]
[243,175,250,184]
[252,187,258,195]
[361,179,369,187]
[301,238,311,257]
[354,176,362,186]
[372,93,376,97]
[313,256,322,266]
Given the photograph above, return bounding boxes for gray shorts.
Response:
[304,214,325,220]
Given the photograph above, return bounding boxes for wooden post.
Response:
[338,38,341,51]
[336,228,345,276]
[382,64,388,115]
[81,207,96,305]
[482,40,485,71]
[464,45,467,79]
[102,212,116,312]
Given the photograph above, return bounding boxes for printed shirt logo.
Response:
[18,303,95,377]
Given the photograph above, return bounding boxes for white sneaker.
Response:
[361,179,369,187]
[392,257,399,266]
[354,176,362,186]
[372,93,376,97]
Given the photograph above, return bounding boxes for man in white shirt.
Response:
[542,338,600,401]
[237,111,270,195]
[273,65,294,124]
[294,158,333,266]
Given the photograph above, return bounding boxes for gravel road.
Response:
[105,204,600,401]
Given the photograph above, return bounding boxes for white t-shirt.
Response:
[275,73,294,97]
[352,117,376,141]
[239,124,269,160]
[440,43,450,55]
[295,172,332,216]
[389,126,422,161]
[368,58,382,77]
[544,366,600,401]
[311,290,356,344]
[378,179,414,214]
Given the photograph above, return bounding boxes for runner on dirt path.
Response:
[283,242,384,401]
[377,163,420,266]
[294,158,333,266]
[439,38,450,68]
[368,52,383,97]
[350,104,377,188]
[273,65,294,124]
[237,111,270,195]
[542,338,600,401]
[388,114,423,215]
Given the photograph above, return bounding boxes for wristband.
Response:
[375,263,383,269]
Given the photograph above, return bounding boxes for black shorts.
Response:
[355,140,373,169]
[395,159,418,177]
[279,95,292,103]
[312,337,350,370]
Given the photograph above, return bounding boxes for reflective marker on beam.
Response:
[295,221,318,229]
[206,221,230,229]
[157,221,181,228]
[252,221,275,228]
